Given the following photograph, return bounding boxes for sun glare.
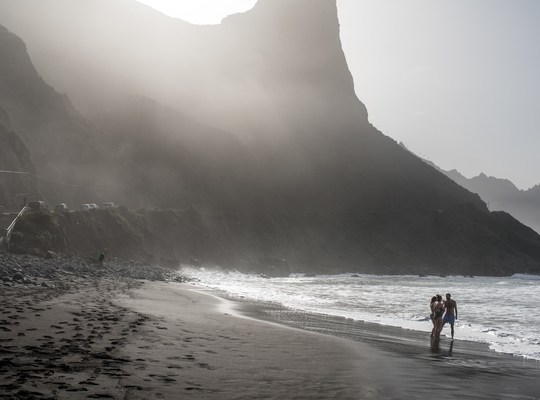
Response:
[135,0,257,25]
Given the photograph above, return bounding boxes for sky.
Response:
[135,0,540,190]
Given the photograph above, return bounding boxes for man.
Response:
[442,293,458,339]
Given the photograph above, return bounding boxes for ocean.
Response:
[179,267,540,361]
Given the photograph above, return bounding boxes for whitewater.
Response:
[179,267,540,361]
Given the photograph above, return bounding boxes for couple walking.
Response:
[430,293,458,340]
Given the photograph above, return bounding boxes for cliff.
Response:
[0,122,37,209]
[1,2,540,275]
[10,207,540,276]
[0,24,108,207]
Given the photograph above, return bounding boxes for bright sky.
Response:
[135,0,257,24]
[135,0,540,189]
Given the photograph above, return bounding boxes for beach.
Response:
[1,254,540,399]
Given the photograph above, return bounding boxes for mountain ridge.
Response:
[442,169,540,234]
[1,2,540,275]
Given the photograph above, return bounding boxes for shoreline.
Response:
[115,281,540,399]
[1,254,540,399]
[187,283,540,398]
[184,269,540,363]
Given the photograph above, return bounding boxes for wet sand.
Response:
[1,274,540,399]
[115,282,392,399]
[236,293,540,399]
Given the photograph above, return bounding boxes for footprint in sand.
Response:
[185,386,203,391]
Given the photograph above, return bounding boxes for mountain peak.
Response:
[471,173,519,190]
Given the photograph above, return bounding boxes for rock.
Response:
[1,252,180,287]
[45,250,57,259]
[12,272,24,282]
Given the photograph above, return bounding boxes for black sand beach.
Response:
[236,294,540,399]
[1,254,539,399]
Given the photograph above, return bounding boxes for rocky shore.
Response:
[0,252,189,399]
[0,252,185,288]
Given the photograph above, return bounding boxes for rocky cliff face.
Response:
[11,207,540,276]
[1,2,540,275]
[0,121,37,209]
[0,24,106,207]
[0,92,36,209]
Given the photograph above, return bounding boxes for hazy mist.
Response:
[0,0,366,146]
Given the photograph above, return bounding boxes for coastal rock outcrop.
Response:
[8,207,540,276]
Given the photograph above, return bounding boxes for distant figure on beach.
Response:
[442,293,458,339]
[97,250,106,267]
[432,294,445,339]
[429,295,437,333]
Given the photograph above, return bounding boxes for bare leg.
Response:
[436,319,443,339]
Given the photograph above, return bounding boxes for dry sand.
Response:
[2,272,540,399]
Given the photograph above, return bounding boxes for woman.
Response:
[432,294,445,339]
[429,295,437,337]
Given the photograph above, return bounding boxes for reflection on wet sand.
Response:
[430,337,454,357]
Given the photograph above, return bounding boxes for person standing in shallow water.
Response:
[442,293,458,339]
[429,296,437,337]
[432,294,445,339]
